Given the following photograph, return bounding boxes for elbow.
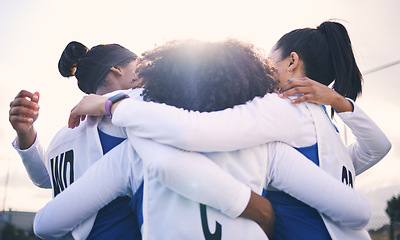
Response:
[371,138,392,162]
[383,140,392,157]
[358,138,392,174]
[33,212,46,239]
[334,192,371,229]
[33,212,56,240]
[356,205,371,229]
[377,136,392,159]
[33,179,52,189]
[347,199,371,230]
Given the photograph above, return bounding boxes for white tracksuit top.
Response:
[14,89,390,239]
[110,91,391,240]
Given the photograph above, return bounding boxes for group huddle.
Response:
[9,21,391,240]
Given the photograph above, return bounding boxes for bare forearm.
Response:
[17,127,37,150]
[330,94,354,113]
[239,191,275,238]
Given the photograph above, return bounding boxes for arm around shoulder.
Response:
[128,135,251,218]
[113,94,300,152]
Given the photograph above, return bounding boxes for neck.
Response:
[96,87,116,95]
[96,77,122,95]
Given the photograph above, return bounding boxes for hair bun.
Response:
[58,41,89,77]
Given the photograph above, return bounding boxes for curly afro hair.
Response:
[138,39,278,112]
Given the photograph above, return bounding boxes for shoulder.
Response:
[251,93,309,118]
[104,88,144,100]
[48,121,89,150]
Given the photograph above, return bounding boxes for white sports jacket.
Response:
[110,92,391,240]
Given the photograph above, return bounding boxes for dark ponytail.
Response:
[274,21,362,101]
[58,41,89,77]
[317,21,362,101]
[58,41,137,94]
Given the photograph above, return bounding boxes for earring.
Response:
[287,69,293,74]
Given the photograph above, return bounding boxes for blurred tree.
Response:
[386,194,400,240]
[0,222,40,240]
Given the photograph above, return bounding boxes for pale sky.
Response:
[0,0,399,230]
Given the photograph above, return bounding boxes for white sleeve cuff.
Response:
[223,184,252,218]
[12,135,51,188]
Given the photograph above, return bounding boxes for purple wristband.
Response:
[104,93,129,119]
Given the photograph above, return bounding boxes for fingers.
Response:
[9,115,34,124]
[279,77,321,100]
[10,91,40,111]
[278,85,312,99]
[68,94,107,128]
[9,103,39,117]
[69,103,90,128]
[9,92,40,127]
[32,91,40,104]
[9,90,41,134]
[69,105,80,129]
[15,90,35,99]
[279,77,340,106]
[14,90,39,103]
[287,95,310,104]
[280,77,311,92]
[68,114,81,129]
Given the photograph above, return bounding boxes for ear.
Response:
[109,66,122,76]
[287,52,300,74]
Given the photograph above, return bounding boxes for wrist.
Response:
[240,191,274,238]
[331,94,354,113]
[17,127,37,150]
[104,93,129,119]
[110,100,123,117]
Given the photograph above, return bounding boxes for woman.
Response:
[10,41,142,239]
[68,22,391,239]
[45,38,373,239]
[13,41,282,239]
